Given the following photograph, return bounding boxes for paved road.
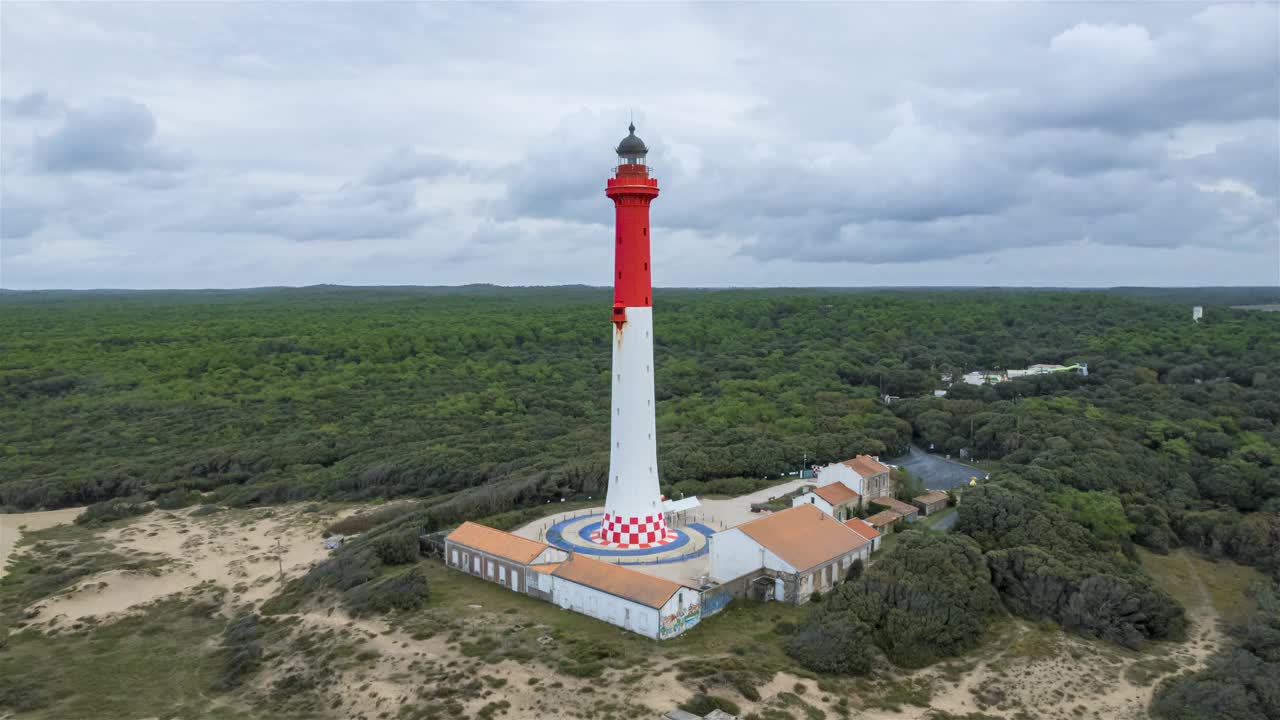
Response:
[886,445,989,491]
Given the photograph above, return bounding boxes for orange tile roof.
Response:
[915,491,949,505]
[551,555,683,609]
[530,562,562,574]
[445,522,552,565]
[734,504,868,572]
[812,481,860,506]
[843,517,881,541]
[843,455,890,478]
[871,497,918,515]
[865,510,903,528]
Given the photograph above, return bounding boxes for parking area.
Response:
[886,444,989,491]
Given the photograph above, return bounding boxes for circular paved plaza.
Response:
[545,513,716,566]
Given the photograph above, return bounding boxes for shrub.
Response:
[326,502,419,537]
[372,528,420,565]
[75,497,151,525]
[785,612,875,675]
[155,488,200,510]
[845,557,864,582]
[819,532,1000,668]
[343,566,429,615]
[213,612,262,690]
[680,693,742,717]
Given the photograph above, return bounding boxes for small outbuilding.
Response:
[444,522,568,597]
[869,496,919,522]
[864,509,904,533]
[548,555,702,639]
[791,480,861,521]
[709,504,872,604]
[913,491,949,516]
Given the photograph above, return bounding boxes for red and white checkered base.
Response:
[590,511,677,549]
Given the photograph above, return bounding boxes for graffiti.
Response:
[659,600,702,639]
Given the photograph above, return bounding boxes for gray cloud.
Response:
[363,147,462,185]
[31,97,187,174]
[1,90,64,118]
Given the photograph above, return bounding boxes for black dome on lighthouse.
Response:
[616,123,648,157]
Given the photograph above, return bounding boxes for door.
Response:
[774,578,785,602]
[499,566,507,583]
[510,572,520,593]
[450,549,459,566]
[472,556,480,573]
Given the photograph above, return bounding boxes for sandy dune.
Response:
[0,507,84,579]
[24,506,332,626]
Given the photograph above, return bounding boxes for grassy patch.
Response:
[1138,548,1262,625]
[0,597,251,719]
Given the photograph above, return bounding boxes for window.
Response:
[451,549,459,565]
[643,227,647,236]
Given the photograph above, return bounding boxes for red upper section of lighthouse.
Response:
[605,124,659,313]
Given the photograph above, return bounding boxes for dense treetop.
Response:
[1,286,1276,521]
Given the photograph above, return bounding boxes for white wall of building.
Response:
[551,576,663,639]
[709,527,796,583]
[531,546,569,565]
[791,491,834,515]
[816,463,865,497]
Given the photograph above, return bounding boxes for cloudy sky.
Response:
[2,3,1277,289]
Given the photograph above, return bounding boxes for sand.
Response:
[7,501,1229,719]
[0,507,84,579]
[23,505,333,627]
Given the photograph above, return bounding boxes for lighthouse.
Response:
[593,123,675,548]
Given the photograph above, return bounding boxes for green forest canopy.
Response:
[4,285,1278,711]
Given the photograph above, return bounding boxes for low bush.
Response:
[372,528,420,565]
[343,566,429,615]
[155,488,201,510]
[680,693,741,717]
[75,497,152,525]
[785,612,875,675]
[326,502,419,537]
[213,612,262,691]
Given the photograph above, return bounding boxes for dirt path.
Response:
[0,507,84,579]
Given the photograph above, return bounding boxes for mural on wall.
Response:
[660,599,702,639]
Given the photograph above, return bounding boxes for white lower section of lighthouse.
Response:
[593,306,675,547]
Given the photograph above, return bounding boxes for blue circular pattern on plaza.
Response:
[545,513,716,565]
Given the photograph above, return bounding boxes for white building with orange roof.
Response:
[815,454,894,500]
[791,479,861,520]
[444,521,568,599]
[708,504,873,605]
[548,555,703,639]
